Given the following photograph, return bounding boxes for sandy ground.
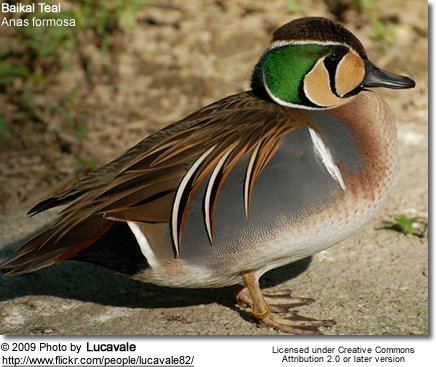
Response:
[0,119,428,335]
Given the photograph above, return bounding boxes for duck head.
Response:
[251,17,415,110]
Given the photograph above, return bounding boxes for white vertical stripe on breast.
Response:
[127,221,159,268]
[308,128,347,191]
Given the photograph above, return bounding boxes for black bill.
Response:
[361,59,415,89]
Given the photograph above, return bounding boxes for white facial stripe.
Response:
[268,39,360,56]
[127,221,160,268]
[308,128,346,191]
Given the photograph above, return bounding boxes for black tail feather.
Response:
[72,222,149,275]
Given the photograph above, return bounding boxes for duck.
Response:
[0,17,415,334]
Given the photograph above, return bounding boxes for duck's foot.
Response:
[239,272,335,335]
[260,311,335,335]
[237,286,315,313]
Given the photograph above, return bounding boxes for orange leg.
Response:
[240,272,335,335]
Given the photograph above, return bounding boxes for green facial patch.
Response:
[262,44,331,105]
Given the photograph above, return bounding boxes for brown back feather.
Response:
[1,92,306,273]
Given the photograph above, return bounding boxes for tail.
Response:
[0,215,113,276]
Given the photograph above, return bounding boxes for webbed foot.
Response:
[260,311,335,335]
[237,286,314,313]
[238,273,335,334]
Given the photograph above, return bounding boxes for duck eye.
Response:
[328,53,340,62]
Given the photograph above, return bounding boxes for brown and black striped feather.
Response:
[1,92,308,274]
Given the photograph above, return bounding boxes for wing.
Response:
[1,92,307,274]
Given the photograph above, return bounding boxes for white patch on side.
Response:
[308,128,347,190]
[127,221,160,268]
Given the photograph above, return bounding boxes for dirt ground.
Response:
[0,0,428,335]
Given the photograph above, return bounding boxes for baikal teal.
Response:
[0,17,415,335]
[1,2,61,13]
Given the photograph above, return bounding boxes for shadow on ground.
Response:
[0,237,312,310]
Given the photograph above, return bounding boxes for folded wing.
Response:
[1,92,306,274]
